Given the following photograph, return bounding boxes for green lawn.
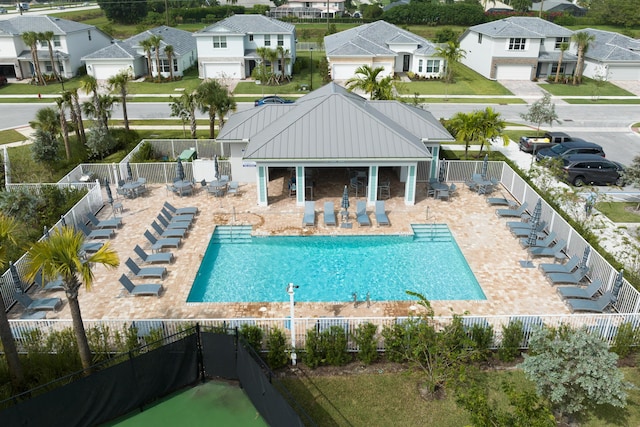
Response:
[540,78,635,97]
[563,98,640,105]
[596,202,640,223]
[398,64,514,96]
[126,68,201,95]
[0,129,27,145]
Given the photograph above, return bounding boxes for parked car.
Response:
[536,141,605,162]
[519,131,572,153]
[0,7,7,13]
[561,154,625,187]
[254,96,295,107]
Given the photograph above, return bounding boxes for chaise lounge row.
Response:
[303,200,389,227]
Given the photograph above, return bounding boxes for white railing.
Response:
[121,139,224,164]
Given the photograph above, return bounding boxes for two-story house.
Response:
[459,17,576,80]
[0,16,111,80]
[270,0,345,18]
[193,15,296,80]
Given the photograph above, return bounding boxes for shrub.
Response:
[611,322,639,358]
[131,141,156,162]
[498,320,523,362]
[304,328,323,368]
[468,323,494,361]
[354,322,378,364]
[239,324,264,352]
[381,318,421,363]
[266,328,289,369]
[324,325,350,366]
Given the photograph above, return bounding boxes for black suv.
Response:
[561,154,625,187]
[536,140,605,162]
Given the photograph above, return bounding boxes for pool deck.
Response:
[10,170,571,320]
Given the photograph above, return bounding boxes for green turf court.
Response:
[102,381,268,427]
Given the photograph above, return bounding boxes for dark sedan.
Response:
[254,96,295,107]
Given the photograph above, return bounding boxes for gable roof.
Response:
[217,83,453,161]
[197,14,295,35]
[82,41,138,60]
[0,16,97,35]
[579,28,640,63]
[465,17,572,39]
[325,21,437,57]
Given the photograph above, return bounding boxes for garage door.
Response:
[495,65,531,80]
[607,66,640,81]
[332,64,361,80]
[203,63,242,79]
[89,63,130,80]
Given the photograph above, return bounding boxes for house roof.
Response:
[579,28,640,63]
[0,16,97,35]
[465,17,572,39]
[324,21,437,58]
[529,0,586,13]
[217,83,453,162]
[82,41,138,60]
[197,14,295,35]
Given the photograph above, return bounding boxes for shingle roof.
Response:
[467,17,572,38]
[217,83,454,161]
[324,21,437,57]
[82,41,138,60]
[197,14,295,35]
[0,16,96,35]
[580,28,640,63]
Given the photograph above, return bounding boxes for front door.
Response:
[403,55,410,72]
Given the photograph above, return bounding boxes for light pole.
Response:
[286,283,299,365]
[309,47,313,91]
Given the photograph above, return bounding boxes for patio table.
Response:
[174,180,193,197]
[207,180,227,197]
[122,181,142,198]
[430,182,449,198]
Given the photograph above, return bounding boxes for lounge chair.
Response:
[539,256,580,275]
[227,181,239,196]
[134,245,174,264]
[557,279,603,300]
[34,270,64,292]
[487,197,517,207]
[156,214,190,230]
[519,231,557,249]
[164,201,198,216]
[302,201,315,226]
[356,201,371,226]
[14,292,63,311]
[511,221,548,238]
[546,266,589,285]
[81,241,104,253]
[144,230,181,252]
[529,239,566,257]
[496,201,528,218]
[151,221,187,239]
[160,207,193,224]
[375,200,390,226]
[86,212,122,229]
[125,258,166,279]
[323,202,336,226]
[565,291,614,313]
[78,222,114,240]
[119,274,163,297]
[21,311,47,319]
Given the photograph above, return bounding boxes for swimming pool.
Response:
[187,225,485,303]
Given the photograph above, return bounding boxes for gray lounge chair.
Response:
[356,201,371,226]
[565,291,614,313]
[119,274,163,296]
[324,202,336,226]
[496,201,528,218]
[509,220,547,236]
[161,207,193,224]
[487,197,517,207]
[519,231,557,249]
[151,221,187,239]
[546,266,589,285]
[78,222,114,240]
[302,201,315,226]
[164,201,198,216]
[81,241,104,253]
[156,214,190,230]
[557,279,603,300]
[86,212,122,229]
[125,258,166,279]
[43,276,64,291]
[375,200,390,226]
[14,292,62,311]
[144,230,181,252]
[529,239,566,257]
[134,245,174,264]
[539,256,580,275]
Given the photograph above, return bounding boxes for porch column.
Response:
[404,164,417,206]
[428,145,440,180]
[296,166,306,207]
[367,165,378,206]
[257,165,268,206]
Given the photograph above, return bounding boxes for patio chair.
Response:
[448,183,457,198]
[323,202,336,226]
[156,214,190,230]
[356,201,371,226]
[160,207,194,224]
[164,201,198,216]
[496,201,528,218]
[509,221,547,237]
[302,201,315,227]
[546,266,589,285]
[378,180,391,200]
[350,176,365,198]
[529,239,567,258]
[151,221,187,239]
[119,274,163,297]
[487,197,517,207]
[34,270,64,292]
[375,200,390,226]
[134,245,174,264]
[81,241,104,253]
[220,175,230,183]
[519,231,557,249]
[539,256,580,275]
[86,212,122,229]
[125,258,167,279]
[565,291,614,313]
[144,230,181,252]
[557,279,603,300]
[77,222,114,240]
[227,181,239,196]
[14,292,63,312]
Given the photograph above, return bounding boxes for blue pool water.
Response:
[187,227,485,303]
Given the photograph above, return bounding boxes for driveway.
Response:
[498,80,555,103]
[611,80,640,97]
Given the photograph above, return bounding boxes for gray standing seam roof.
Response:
[580,28,640,63]
[198,14,295,35]
[467,17,573,38]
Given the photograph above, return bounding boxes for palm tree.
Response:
[435,41,466,84]
[164,45,174,82]
[83,94,114,131]
[170,91,197,138]
[374,76,394,100]
[147,35,163,82]
[41,30,60,82]
[195,79,232,138]
[68,88,86,145]
[80,75,108,130]
[30,106,59,134]
[25,226,119,373]
[0,215,24,389]
[448,111,481,159]
[108,71,131,131]
[555,42,569,83]
[56,97,71,160]
[277,46,290,82]
[346,65,386,99]
[22,31,45,85]
[265,48,279,85]
[215,90,237,130]
[476,107,506,154]
[140,38,154,79]
[572,31,595,85]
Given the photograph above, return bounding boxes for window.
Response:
[159,59,179,73]
[173,59,178,72]
[249,34,253,42]
[213,36,227,48]
[508,38,526,50]
[418,59,423,73]
[277,35,284,46]
[555,37,569,49]
[426,59,440,73]
[478,33,482,44]
[53,36,61,47]
[551,64,565,74]
[264,35,271,46]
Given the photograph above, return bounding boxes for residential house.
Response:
[530,0,587,17]
[0,16,111,80]
[83,26,197,80]
[270,0,345,18]
[193,15,296,80]
[324,21,443,80]
[459,16,576,80]
[574,28,640,81]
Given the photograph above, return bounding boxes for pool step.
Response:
[211,225,253,244]
[411,224,452,242]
